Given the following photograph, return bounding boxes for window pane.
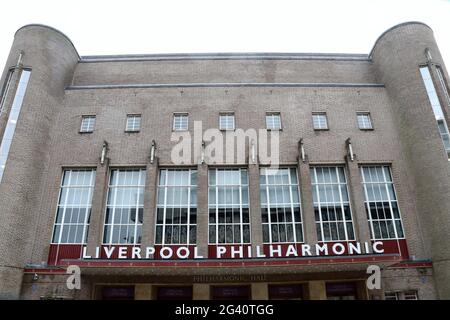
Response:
[126,115,141,132]
[0,70,32,183]
[0,70,13,113]
[173,114,188,131]
[266,113,281,130]
[156,169,197,245]
[312,113,328,130]
[311,166,354,241]
[357,113,372,129]
[52,170,96,244]
[420,66,450,156]
[361,166,405,240]
[219,113,235,130]
[260,168,303,243]
[103,169,146,244]
[80,116,96,132]
[209,168,249,244]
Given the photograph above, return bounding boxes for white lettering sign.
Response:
[80,241,387,260]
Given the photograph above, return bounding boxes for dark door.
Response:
[156,286,193,300]
[101,286,135,300]
[326,282,357,300]
[212,285,251,300]
[269,284,303,300]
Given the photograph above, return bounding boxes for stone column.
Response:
[298,159,318,245]
[248,163,263,253]
[193,284,210,300]
[356,280,369,300]
[141,159,159,248]
[196,163,209,257]
[251,283,268,300]
[345,157,372,245]
[307,281,327,300]
[135,284,153,300]
[86,158,110,255]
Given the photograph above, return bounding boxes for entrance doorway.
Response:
[326,282,357,300]
[101,286,135,300]
[269,284,304,300]
[156,286,193,300]
[211,285,251,300]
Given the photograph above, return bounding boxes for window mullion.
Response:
[337,167,349,241]
[314,168,325,242]
[162,171,168,245]
[82,173,94,244]
[215,169,219,245]
[239,169,243,244]
[288,169,297,243]
[382,167,398,239]
[362,167,375,240]
[187,170,191,245]
[134,170,141,244]
[58,171,72,244]
[265,170,272,244]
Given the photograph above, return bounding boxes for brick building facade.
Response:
[0,22,449,300]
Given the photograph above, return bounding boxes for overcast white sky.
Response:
[0,0,449,67]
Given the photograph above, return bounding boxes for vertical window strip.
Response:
[155,169,197,245]
[436,66,450,108]
[52,169,96,244]
[0,70,31,183]
[361,166,404,240]
[260,168,303,244]
[0,70,14,114]
[311,166,355,242]
[103,169,146,244]
[208,168,250,244]
[420,66,450,156]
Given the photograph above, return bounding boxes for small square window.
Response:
[219,113,235,131]
[266,112,282,130]
[403,291,418,300]
[384,292,399,300]
[173,113,189,131]
[312,113,328,130]
[126,114,141,132]
[357,112,373,130]
[80,116,96,133]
